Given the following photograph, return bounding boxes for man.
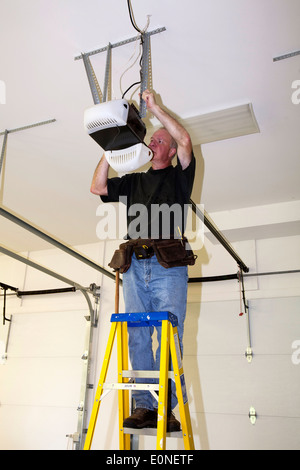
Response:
[90,90,196,431]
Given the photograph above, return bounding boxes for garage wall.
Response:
[0,234,299,450]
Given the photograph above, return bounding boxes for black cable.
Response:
[188,273,238,283]
[17,287,76,297]
[188,269,300,283]
[122,81,141,99]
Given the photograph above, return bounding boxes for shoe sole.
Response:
[123,422,181,431]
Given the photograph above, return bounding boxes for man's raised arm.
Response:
[142,90,193,170]
[90,154,109,196]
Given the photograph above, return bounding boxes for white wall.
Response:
[0,242,107,450]
[0,234,299,450]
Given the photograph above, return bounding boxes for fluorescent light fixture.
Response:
[149,103,260,145]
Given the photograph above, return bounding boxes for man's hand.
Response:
[142,89,157,111]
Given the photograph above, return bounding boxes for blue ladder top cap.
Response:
[110,311,178,327]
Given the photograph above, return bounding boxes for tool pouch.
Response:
[153,238,197,269]
[108,241,135,273]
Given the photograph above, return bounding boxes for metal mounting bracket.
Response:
[77,28,166,115]
[245,347,253,363]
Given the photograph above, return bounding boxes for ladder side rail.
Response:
[84,322,118,450]
[117,321,131,450]
[156,319,170,450]
[169,324,195,450]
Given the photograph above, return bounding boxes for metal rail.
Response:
[189,199,249,273]
[0,207,116,282]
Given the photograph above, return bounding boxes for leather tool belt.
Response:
[108,238,197,273]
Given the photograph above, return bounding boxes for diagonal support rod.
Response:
[81,53,102,105]
[103,43,112,103]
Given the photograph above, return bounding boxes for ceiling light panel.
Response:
[182,103,260,145]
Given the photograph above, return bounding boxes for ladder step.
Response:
[111,311,178,327]
[123,428,183,439]
[103,383,159,391]
[122,370,174,379]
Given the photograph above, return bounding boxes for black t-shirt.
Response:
[101,153,196,239]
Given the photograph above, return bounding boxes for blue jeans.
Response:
[122,253,188,411]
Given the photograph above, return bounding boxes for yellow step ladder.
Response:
[84,309,194,451]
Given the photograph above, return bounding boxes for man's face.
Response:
[149,129,176,167]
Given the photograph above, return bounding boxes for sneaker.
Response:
[167,412,181,432]
[123,408,157,429]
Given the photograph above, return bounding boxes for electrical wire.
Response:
[124,0,151,101]
[119,34,142,98]
[127,0,143,34]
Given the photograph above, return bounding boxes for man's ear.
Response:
[168,147,177,159]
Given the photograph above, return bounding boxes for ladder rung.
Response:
[103,383,159,391]
[122,370,174,379]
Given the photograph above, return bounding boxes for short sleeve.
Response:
[175,152,196,198]
[100,175,131,203]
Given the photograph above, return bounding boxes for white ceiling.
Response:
[0,0,300,252]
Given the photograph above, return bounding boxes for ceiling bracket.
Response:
[77,28,165,115]
[74,27,166,61]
